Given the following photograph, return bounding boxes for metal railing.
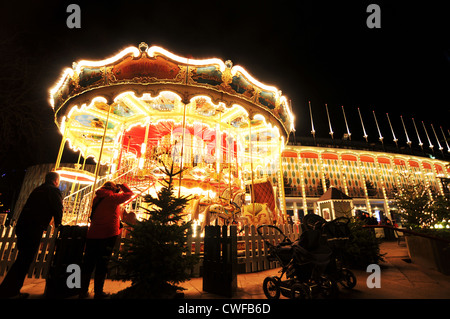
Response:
[61,165,145,225]
[363,224,450,244]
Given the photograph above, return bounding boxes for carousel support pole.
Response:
[74,154,88,225]
[249,119,255,213]
[229,163,232,202]
[81,151,87,170]
[214,112,223,199]
[70,152,82,193]
[228,120,232,201]
[116,126,126,174]
[69,152,82,216]
[139,120,150,170]
[55,122,68,170]
[127,135,131,153]
[178,102,187,198]
[143,120,150,155]
[235,138,239,179]
[278,137,287,223]
[90,103,112,209]
[71,153,86,224]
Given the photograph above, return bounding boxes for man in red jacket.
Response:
[79,181,133,299]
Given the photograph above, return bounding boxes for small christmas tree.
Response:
[344,217,385,269]
[394,177,450,231]
[394,181,432,229]
[112,162,199,298]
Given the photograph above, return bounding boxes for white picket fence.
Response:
[0,224,301,280]
[0,225,58,279]
[237,224,301,273]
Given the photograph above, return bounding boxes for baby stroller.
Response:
[257,215,356,299]
[257,220,337,299]
[319,216,357,290]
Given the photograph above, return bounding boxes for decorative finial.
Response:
[139,42,149,52]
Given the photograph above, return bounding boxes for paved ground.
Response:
[2,240,450,301]
[181,240,450,300]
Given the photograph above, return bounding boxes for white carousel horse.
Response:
[187,196,212,222]
[200,190,246,230]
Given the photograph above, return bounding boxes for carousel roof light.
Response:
[56,167,96,184]
[49,43,294,141]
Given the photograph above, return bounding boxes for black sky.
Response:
[0,1,448,171]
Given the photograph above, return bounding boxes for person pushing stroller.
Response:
[291,217,334,279]
[259,213,356,299]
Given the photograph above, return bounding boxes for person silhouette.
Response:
[0,171,63,299]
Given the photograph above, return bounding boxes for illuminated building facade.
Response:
[282,144,450,224]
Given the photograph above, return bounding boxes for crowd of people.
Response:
[356,211,398,228]
[356,210,398,240]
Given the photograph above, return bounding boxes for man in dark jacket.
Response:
[0,171,63,299]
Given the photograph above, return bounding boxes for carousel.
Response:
[49,42,295,229]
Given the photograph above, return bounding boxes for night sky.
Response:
[0,1,448,209]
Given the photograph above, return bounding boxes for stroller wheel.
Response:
[262,276,281,299]
[290,283,311,300]
[319,276,339,299]
[339,269,357,289]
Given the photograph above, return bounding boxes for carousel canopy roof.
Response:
[49,43,295,165]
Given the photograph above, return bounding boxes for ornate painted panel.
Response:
[302,155,321,197]
[322,155,343,192]
[377,158,396,196]
[341,156,364,198]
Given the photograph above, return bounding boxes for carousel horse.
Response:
[200,190,246,230]
[187,196,212,222]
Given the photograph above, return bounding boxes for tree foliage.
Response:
[111,162,199,298]
[394,177,450,230]
[342,217,385,269]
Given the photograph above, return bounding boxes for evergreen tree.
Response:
[344,217,385,268]
[394,178,450,229]
[394,181,432,229]
[111,162,199,298]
